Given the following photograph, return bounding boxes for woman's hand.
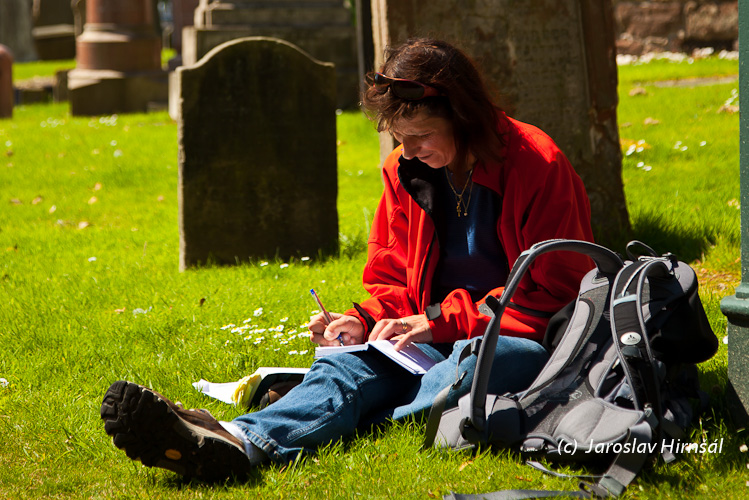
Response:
[308,312,366,346]
[368,314,433,350]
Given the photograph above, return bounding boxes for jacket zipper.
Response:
[418,232,438,310]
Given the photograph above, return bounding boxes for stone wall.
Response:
[614,0,739,54]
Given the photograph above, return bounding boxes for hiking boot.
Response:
[100,380,251,481]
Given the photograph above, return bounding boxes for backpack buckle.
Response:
[459,417,484,444]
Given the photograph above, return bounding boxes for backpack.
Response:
[425,239,718,499]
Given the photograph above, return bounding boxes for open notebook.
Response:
[315,340,437,375]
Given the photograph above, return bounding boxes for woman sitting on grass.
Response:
[100,37,594,480]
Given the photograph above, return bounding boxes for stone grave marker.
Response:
[176,37,339,269]
[0,0,37,62]
[370,0,630,246]
[32,0,76,60]
[181,0,359,109]
[68,0,167,116]
[0,45,13,118]
[168,0,201,69]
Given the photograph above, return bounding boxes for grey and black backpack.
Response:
[425,239,719,499]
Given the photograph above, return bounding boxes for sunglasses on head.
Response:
[373,72,441,100]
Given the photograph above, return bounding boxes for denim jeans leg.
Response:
[231,336,548,463]
[231,350,422,463]
[391,336,549,420]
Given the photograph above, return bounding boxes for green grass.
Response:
[10,50,176,82]
[0,55,745,498]
[619,80,740,266]
[12,59,75,82]
[618,53,739,87]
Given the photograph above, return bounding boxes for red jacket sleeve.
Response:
[345,154,419,326]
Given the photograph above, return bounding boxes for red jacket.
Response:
[346,114,595,343]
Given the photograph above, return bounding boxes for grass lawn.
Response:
[0,54,745,498]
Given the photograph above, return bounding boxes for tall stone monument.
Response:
[181,0,359,109]
[175,37,339,269]
[68,0,167,115]
[370,0,630,246]
[0,45,13,119]
[32,0,76,60]
[0,0,38,62]
[168,0,200,69]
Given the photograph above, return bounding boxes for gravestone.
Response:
[181,0,358,109]
[71,0,85,36]
[0,45,13,119]
[371,0,631,247]
[168,0,201,69]
[176,37,339,269]
[356,0,375,80]
[32,0,76,60]
[0,0,37,62]
[68,0,167,115]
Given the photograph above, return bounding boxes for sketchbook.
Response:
[193,367,310,408]
[314,340,437,375]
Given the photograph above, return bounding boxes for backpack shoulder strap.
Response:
[610,258,672,416]
[580,419,655,497]
[423,339,480,448]
[443,489,589,499]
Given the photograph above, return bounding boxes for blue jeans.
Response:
[232,336,548,463]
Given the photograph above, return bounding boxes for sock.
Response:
[219,421,269,465]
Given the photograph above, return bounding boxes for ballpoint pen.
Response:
[310,289,345,346]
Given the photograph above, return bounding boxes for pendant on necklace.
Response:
[456,199,468,217]
[446,167,473,218]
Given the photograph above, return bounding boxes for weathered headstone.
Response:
[181,0,358,109]
[32,0,76,60]
[371,0,631,247]
[0,45,13,119]
[68,0,168,116]
[176,37,339,269]
[356,0,375,81]
[168,0,201,69]
[0,0,38,62]
[71,0,85,37]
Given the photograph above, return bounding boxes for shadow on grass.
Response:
[182,229,369,271]
[161,468,265,490]
[627,210,714,262]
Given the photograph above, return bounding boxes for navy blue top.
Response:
[432,169,510,303]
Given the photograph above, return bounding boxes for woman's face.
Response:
[390,110,457,170]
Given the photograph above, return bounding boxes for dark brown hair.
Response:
[362,38,506,172]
